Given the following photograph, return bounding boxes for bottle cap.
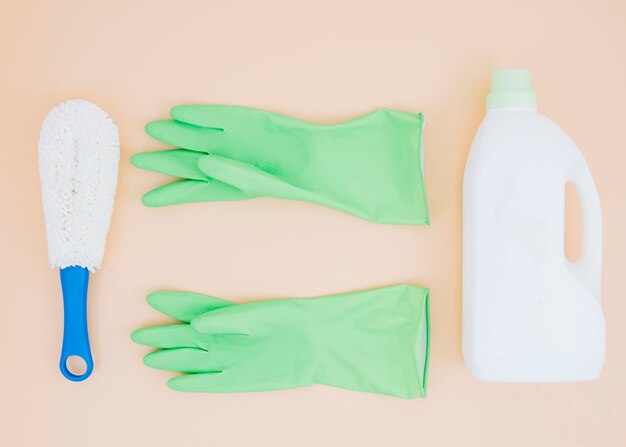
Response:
[487,68,537,109]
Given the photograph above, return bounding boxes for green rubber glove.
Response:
[131,106,429,224]
[132,285,430,398]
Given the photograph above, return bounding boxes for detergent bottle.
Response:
[462,68,605,382]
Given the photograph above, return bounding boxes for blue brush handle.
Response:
[59,266,94,381]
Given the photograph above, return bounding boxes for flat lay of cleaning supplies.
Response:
[132,106,428,224]
[132,285,430,398]
[39,100,120,381]
[463,68,604,382]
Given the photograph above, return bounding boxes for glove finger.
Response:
[167,369,288,393]
[141,179,254,207]
[197,155,309,201]
[170,105,274,130]
[132,150,207,180]
[147,291,234,322]
[131,324,199,349]
[144,348,231,373]
[190,305,253,335]
[145,120,227,153]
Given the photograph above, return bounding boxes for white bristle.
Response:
[38,100,120,271]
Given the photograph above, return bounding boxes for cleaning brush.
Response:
[38,99,119,381]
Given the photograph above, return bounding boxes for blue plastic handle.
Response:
[59,266,94,381]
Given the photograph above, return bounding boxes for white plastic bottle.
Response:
[462,68,605,382]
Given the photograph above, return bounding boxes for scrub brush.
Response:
[38,100,119,381]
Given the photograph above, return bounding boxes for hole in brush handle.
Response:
[60,354,93,381]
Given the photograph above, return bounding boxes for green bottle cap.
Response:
[487,68,537,109]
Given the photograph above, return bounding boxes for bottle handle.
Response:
[566,160,603,298]
[59,266,94,381]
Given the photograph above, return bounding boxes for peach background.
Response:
[1,0,625,446]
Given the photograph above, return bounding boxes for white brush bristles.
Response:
[38,100,120,271]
